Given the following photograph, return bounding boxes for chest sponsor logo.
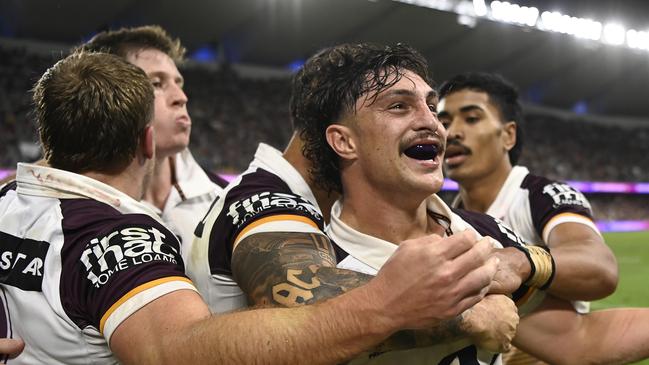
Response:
[80,226,180,288]
[542,182,591,210]
[226,192,322,227]
[0,231,49,291]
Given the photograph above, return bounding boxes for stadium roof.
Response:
[2,0,649,121]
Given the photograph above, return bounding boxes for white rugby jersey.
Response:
[327,195,545,365]
[187,144,325,313]
[142,149,227,262]
[452,165,599,313]
[0,163,195,364]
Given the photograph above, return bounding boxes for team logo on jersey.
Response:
[542,182,591,210]
[80,226,180,288]
[0,231,49,291]
[226,192,322,227]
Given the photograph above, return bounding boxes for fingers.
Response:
[451,236,494,277]
[0,338,24,359]
[452,256,499,314]
[433,230,479,260]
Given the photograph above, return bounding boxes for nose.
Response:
[445,117,462,141]
[170,82,188,108]
[415,102,446,139]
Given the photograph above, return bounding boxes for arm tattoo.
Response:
[231,231,469,353]
[232,231,372,306]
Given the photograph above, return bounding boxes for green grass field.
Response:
[591,231,649,365]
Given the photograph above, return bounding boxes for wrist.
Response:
[345,281,401,337]
[513,244,556,289]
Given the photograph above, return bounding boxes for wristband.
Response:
[514,245,556,290]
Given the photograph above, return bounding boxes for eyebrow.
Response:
[438,104,485,118]
[377,88,438,102]
[148,71,185,86]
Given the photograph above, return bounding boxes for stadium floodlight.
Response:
[393,0,649,53]
[490,1,538,27]
[627,29,649,51]
[574,18,602,40]
[540,11,601,41]
[473,0,487,16]
[602,23,626,45]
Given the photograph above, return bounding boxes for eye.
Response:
[390,103,405,110]
[428,104,437,113]
[465,116,480,124]
[150,78,163,88]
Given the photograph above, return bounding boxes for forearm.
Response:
[514,297,649,365]
[175,285,397,365]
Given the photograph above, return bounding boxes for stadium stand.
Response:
[1,43,648,223]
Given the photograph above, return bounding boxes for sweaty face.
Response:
[345,70,447,198]
[126,48,191,158]
[437,89,512,184]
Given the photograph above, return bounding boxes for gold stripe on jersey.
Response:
[99,276,194,334]
[233,214,319,246]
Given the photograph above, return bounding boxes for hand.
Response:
[0,338,24,359]
[368,230,499,331]
[489,246,530,294]
[461,294,519,353]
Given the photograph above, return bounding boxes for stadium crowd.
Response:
[1,43,648,223]
[1,43,647,181]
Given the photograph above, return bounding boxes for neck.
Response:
[283,133,338,223]
[142,154,175,210]
[457,160,513,213]
[82,164,145,201]
[339,173,445,244]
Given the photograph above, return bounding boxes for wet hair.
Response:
[34,51,154,173]
[290,42,431,193]
[438,72,524,164]
[74,25,185,63]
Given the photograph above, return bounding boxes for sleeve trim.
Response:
[100,276,194,336]
[233,214,319,245]
[542,212,600,242]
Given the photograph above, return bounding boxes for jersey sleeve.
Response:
[59,203,195,345]
[201,170,326,276]
[522,174,600,242]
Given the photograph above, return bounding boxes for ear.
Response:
[142,125,155,160]
[502,121,517,152]
[326,124,357,161]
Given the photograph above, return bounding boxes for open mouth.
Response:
[404,143,439,160]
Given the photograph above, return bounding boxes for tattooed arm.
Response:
[232,231,516,353]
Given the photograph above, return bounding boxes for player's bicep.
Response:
[110,289,210,365]
[546,221,603,249]
[231,231,372,307]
